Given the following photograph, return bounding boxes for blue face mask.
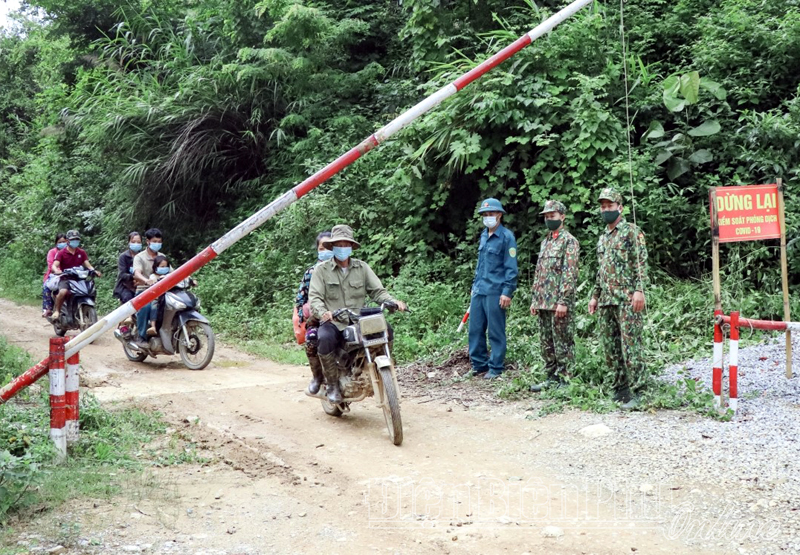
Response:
[318,250,334,262]
[155,266,170,275]
[333,246,352,262]
[482,216,497,229]
[149,242,162,252]
[129,242,143,252]
[56,242,68,250]
[129,266,134,274]
[69,240,80,249]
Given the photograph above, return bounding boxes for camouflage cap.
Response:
[539,200,566,215]
[598,187,623,204]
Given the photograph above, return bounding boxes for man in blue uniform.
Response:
[469,198,519,379]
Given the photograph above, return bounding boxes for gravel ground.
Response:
[538,336,800,555]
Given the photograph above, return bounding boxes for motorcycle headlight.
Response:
[165,292,187,310]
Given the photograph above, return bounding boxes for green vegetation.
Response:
[0,336,201,522]
[1,1,798,404]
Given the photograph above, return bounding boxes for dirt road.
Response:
[1,299,727,554]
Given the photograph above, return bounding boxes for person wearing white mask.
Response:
[295,230,332,395]
[468,198,518,379]
[114,231,142,305]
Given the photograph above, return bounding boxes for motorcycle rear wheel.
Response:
[79,305,97,332]
[321,398,343,417]
[123,341,148,363]
[378,368,403,446]
[178,321,215,370]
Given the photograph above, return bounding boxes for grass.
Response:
[0,336,203,525]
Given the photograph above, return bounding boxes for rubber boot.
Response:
[307,353,324,395]
[320,352,342,403]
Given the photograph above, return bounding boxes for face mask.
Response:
[56,242,68,250]
[129,266,134,274]
[545,219,562,231]
[149,242,162,252]
[129,242,143,252]
[601,210,620,224]
[333,246,352,262]
[155,266,170,275]
[69,240,80,249]
[318,250,334,262]
[483,216,497,229]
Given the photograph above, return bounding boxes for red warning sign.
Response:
[710,184,781,243]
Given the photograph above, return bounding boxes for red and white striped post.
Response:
[729,311,740,412]
[65,351,80,444]
[0,0,595,404]
[712,309,724,408]
[456,308,470,333]
[48,337,67,461]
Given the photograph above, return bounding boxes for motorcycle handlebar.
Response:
[331,302,410,322]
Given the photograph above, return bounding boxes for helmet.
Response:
[477,198,506,214]
[66,229,81,241]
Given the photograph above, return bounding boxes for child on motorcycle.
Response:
[145,254,173,337]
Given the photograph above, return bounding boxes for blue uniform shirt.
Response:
[472,223,519,298]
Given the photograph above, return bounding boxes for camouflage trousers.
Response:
[597,304,646,393]
[538,310,574,378]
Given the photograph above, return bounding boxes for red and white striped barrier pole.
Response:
[48,337,67,461]
[728,311,739,412]
[65,351,80,444]
[716,313,800,332]
[0,0,594,403]
[712,309,724,408]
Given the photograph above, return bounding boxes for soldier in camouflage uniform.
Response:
[529,200,580,392]
[588,187,648,409]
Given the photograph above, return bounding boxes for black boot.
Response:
[307,354,324,395]
[319,353,343,403]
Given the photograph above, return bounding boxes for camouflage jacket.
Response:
[592,217,649,307]
[531,228,580,310]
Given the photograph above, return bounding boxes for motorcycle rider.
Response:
[308,224,407,403]
[132,228,164,345]
[51,230,102,321]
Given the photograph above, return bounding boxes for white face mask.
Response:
[483,216,497,229]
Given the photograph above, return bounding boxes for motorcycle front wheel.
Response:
[378,368,403,446]
[178,321,215,370]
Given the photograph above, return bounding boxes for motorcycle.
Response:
[113,278,215,370]
[48,267,98,337]
[306,301,405,446]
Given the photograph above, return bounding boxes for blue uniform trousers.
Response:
[468,294,507,374]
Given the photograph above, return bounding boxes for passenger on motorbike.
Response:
[308,224,407,403]
[113,231,142,305]
[51,230,102,320]
[145,254,173,337]
[295,230,332,395]
[42,232,67,317]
